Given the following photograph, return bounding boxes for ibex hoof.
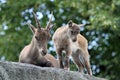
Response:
[46,61,54,67]
[64,67,70,71]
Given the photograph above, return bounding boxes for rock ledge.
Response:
[0,61,106,80]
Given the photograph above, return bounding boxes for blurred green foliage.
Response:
[0,0,120,80]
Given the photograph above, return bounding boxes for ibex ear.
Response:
[68,20,73,27]
[78,24,85,28]
[27,23,36,34]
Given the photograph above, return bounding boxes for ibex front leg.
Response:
[36,57,54,67]
[56,49,64,68]
[64,49,71,70]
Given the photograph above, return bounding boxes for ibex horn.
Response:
[33,12,41,29]
[46,11,53,30]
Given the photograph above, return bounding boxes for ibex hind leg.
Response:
[82,50,92,75]
[72,52,84,73]
[79,50,92,75]
[84,57,92,75]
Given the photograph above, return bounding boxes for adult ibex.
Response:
[19,12,59,68]
[52,20,92,75]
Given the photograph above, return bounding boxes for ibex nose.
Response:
[41,50,47,56]
[72,39,77,42]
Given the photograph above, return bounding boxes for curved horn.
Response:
[46,12,53,30]
[33,12,41,29]
[27,23,36,34]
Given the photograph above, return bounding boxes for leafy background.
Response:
[0,0,120,80]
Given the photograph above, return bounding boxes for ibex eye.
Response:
[71,31,74,34]
[35,36,39,40]
[75,32,79,34]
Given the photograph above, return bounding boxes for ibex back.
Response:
[19,12,59,68]
[52,20,92,75]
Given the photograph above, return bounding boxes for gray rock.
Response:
[0,61,107,80]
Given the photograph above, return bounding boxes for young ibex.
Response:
[52,20,92,75]
[19,12,59,68]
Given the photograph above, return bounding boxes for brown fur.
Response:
[52,20,92,75]
[19,12,59,68]
[44,54,59,68]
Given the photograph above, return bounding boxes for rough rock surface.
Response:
[0,61,106,80]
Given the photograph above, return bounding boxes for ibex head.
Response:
[28,12,54,56]
[67,20,84,42]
